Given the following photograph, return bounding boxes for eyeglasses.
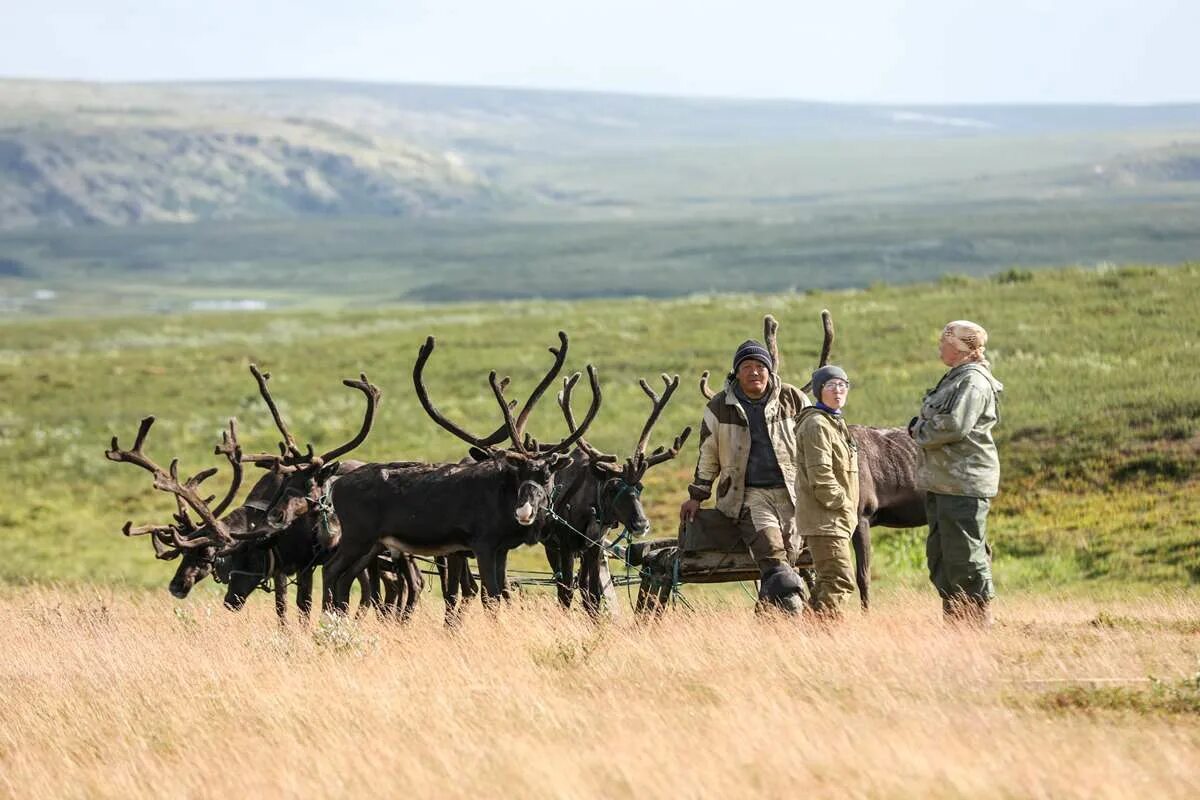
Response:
[823,380,851,392]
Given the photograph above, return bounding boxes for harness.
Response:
[311,475,340,544]
[214,543,279,594]
[545,474,645,600]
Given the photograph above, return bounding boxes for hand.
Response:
[680,498,702,523]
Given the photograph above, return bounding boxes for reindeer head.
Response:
[212,538,277,610]
[415,330,600,528]
[106,417,261,598]
[558,371,691,536]
[240,364,380,546]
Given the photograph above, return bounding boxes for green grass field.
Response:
[1,263,1196,602]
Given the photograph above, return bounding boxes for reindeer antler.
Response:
[477,331,570,448]
[121,521,184,561]
[764,314,781,375]
[537,364,602,456]
[629,374,691,477]
[557,372,620,470]
[416,332,596,458]
[105,416,233,547]
[414,336,504,450]
[319,374,382,463]
[799,309,835,393]
[209,418,244,517]
[248,365,302,459]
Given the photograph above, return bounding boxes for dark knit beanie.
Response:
[810,365,849,399]
[732,340,773,373]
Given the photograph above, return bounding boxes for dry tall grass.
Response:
[1,586,1198,799]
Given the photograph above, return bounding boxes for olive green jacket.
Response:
[912,362,1003,498]
[794,406,860,538]
[687,377,809,519]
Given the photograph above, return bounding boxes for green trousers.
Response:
[925,492,995,603]
[805,535,856,616]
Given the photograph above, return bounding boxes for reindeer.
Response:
[109,364,399,621]
[264,331,602,615]
[540,371,691,616]
[699,312,925,609]
[115,417,254,601]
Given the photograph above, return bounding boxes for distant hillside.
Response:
[4,79,1200,231]
[0,111,492,229]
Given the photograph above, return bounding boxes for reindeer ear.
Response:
[467,446,492,462]
[316,460,341,483]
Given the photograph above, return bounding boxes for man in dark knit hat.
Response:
[680,339,811,612]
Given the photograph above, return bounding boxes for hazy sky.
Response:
[2,0,1196,104]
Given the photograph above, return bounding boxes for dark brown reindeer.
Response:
[266,331,602,615]
[115,418,252,600]
[699,312,925,609]
[540,371,691,616]
[204,363,403,619]
[110,364,399,621]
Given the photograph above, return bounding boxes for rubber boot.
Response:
[758,562,806,616]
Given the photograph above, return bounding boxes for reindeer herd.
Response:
[106,330,689,624]
[107,314,926,624]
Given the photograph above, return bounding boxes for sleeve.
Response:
[800,419,848,511]
[688,406,721,501]
[912,379,987,448]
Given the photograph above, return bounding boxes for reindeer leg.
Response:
[475,549,504,608]
[366,557,384,618]
[321,548,360,615]
[461,555,480,601]
[581,546,606,618]
[852,517,872,611]
[401,555,421,622]
[559,547,577,609]
[496,548,513,604]
[319,558,342,616]
[437,555,461,626]
[273,570,288,624]
[544,540,572,609]
[296,569,314,626]
[380,562,400,620]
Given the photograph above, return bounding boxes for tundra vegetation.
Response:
[0,263,1197,796]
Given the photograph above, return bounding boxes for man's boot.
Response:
[758,562,806,616]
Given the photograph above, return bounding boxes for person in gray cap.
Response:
[681,339,811,612]
[794,365,859,617]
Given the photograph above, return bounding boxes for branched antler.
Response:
[416,332,595,458]
[248,365,302,459]
[628,374,690,477]
[557,372,620,471]
[210,418,244,517]
[319,374,382,463]
[105,416,233,547]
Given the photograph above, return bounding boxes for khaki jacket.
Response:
[912,362,1003,498]
[688,377,809,519]
[794,407,860,538]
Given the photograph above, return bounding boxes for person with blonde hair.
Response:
[908,320,1004,626]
